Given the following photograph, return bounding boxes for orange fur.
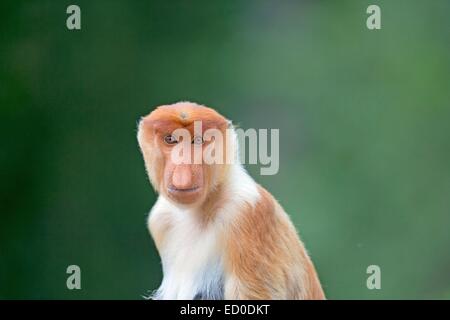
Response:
[138,101,325,300]
[224,186,325,299]
[142,102,228,137]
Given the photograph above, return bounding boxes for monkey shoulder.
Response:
[223,184,312,298]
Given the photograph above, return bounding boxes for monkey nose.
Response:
[171,165,194,190]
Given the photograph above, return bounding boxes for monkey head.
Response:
[137,102,234,206]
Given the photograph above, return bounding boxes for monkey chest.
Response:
[157,223,225,300]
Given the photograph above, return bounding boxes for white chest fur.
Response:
[149,200,224,300]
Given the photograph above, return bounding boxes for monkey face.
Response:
[138,102,230,206]
[160,142,208,205]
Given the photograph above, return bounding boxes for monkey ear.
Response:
[227,120,233,128]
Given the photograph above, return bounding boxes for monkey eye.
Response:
[192,136,204,145]
[164,134,178,145]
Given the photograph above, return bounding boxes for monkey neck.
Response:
[193,164,236,226]
[196,163,251,227]
[197,180,228,227]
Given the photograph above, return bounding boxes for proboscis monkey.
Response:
[137,102,325,300]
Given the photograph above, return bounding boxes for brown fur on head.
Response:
[137,102,231,206]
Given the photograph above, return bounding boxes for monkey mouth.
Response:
[168,186,200,193]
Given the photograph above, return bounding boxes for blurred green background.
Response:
[1,0,449,299]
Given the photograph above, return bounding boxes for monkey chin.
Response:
[165,186,205,206]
